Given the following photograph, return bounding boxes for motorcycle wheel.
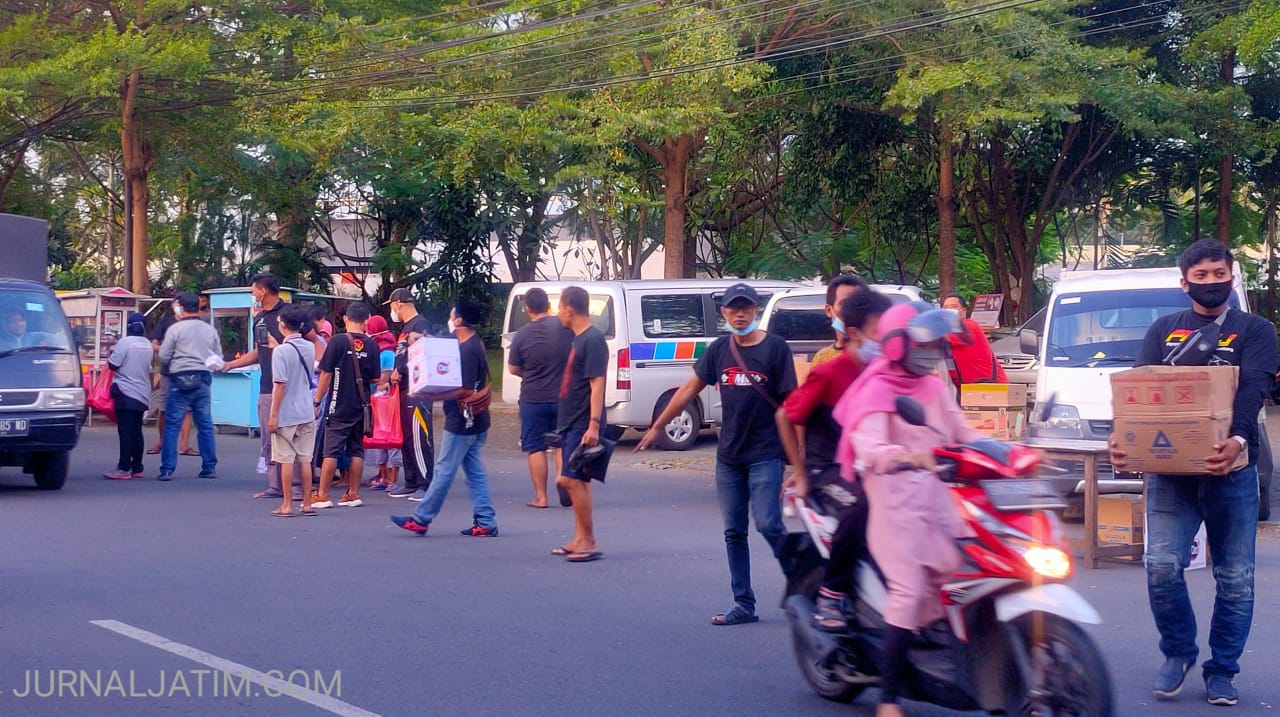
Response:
[1006,612,1113,717]
[788,569,864,703]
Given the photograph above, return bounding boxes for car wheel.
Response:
[32,451,69,490]
[653,394,702,451]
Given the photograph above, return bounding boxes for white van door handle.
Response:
[635,360,697,369]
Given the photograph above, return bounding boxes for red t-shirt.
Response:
[783,350,864,469]
[947,318,1008,385]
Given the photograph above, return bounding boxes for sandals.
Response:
[179,448,199,456]
[299,507,318,516]
[711,606,759,626]
[270,509,294,518]
[550,546,572,556]
[254,490,284,500]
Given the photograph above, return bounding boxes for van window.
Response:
[641,295,704,338]
[0,290,74,353]
[1046,288,1241,364]
[508,293,616,339]
[764,294,831,341]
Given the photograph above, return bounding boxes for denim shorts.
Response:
[519,401,559,453]
[560,423,589,481]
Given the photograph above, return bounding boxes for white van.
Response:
[760,284,930,358]
[1023,267,1273,518]
[501,279,800,450]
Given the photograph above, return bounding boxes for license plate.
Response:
[0,418,29,437]
[980,479,1066,511]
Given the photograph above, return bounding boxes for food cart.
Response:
[204,287,346,433]
[57,286,153,385]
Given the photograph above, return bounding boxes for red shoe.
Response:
[391,516,428,535]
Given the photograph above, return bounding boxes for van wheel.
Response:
[32,451,69,490]
[653,395,701,451]
[1258,430,1273,522]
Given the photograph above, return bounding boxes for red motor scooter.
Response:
[780,396,1113,716]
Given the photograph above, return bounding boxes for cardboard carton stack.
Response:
[1109,366,1244,475]
[1097,494,1144,545]
[960,384,1028,440]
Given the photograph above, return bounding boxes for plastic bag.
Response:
[87,367,117,423]
[363,384,403,449]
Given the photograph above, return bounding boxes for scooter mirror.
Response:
[1037,392,1058,425]
[895,396,928,427]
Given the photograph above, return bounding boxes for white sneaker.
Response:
[311,498,334,509]
[338,495,363,508]
[256,457,268,475]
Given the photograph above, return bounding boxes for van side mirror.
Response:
[1019,329,1040,356]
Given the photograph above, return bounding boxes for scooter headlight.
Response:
[1020,545,1072,580]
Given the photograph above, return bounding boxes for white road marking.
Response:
[90,619,381,717]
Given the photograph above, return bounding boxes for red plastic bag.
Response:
[363,384,402,449]
[87,367,117,423]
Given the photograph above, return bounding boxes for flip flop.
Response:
[179,449,199,456]
[300,508,318,517]
[565,551,602,563]
[711,607,759,626]
[146,447,161,455]
[270,509,295,518]
[550,545,573,556]
[526,501,548,509]
[254,490,284,499]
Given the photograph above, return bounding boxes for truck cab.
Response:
[0,214,86,489]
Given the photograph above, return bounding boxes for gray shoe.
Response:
[407,489,427,502]
[1153,657,1194,700]
[1206,674,1238,706]
[387,486,416,498]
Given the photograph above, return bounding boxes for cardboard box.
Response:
[963,406,1026,440]
[1097,494,1144,545]
[960,383,1028,408]
[407,337,462,396]
[793,355,811,386]
[1110,366,1244,475]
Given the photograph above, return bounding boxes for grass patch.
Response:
[487,348,504,393]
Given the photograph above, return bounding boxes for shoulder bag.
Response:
[346,334,374,437]
[727,337,780,410]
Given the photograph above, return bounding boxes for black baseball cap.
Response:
[722,282,760,307]
[384,288,415,305]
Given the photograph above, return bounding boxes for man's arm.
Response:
[508,364,525,378]
[636,374,708,451]
[268,381,285,434]
[158,330,176,365]
[776,407,809,497]
[1207,318,1279,475]
[313,371,332,416]
[582,375,606,447]
[222,347,259,371]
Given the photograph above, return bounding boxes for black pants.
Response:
[112,387,147,473]
[400,398,434,491]
[810,466,869,596]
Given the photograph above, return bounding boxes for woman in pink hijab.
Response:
[832,302,978,717]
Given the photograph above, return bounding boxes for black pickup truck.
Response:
[0,214,85,489]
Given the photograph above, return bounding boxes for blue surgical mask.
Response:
[729,319,760,337]
[857,339,881,363]
[831,317,846,334]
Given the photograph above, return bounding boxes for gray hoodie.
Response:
[158,318,221,375]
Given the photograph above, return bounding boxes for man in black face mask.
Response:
[1110,239,1277,707]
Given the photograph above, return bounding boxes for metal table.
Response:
[1022,437,1141,568]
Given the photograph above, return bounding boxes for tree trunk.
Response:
[936,128,956,296]
[1217,49,1236,245]
[661,148,689,278]
[120,69,151,294]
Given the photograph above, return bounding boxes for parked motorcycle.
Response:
[780,396,1113,716]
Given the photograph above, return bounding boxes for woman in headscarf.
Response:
[361,313,403,490]
[105,313,155,479]
[832,302,978,717]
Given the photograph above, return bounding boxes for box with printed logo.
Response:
[960,383,1028,408]
[1110,365,1243,475]
[407,337,462,396]
[1097,494,1144,545]
[963,406,1026,440]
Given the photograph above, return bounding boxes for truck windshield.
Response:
[1045,287,1241,365]
[0,290,74,354]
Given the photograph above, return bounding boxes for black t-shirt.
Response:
[694,333,797,466]
[150,312,175,344]
[1135,308,1278,466]
[510,315,574,403]
[443,334,491,435]
[318,332,381,422]
[253,301,289,394]
[558,326,609,430]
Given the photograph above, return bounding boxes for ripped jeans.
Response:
[1145,466,1258,678]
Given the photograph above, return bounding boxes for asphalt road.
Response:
[1,413,1279,717]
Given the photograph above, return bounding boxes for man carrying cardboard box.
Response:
[1108,239,1277,707]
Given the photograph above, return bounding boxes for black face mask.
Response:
[1186,279,1232,309]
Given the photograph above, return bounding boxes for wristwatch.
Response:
[1231,435,1248,450]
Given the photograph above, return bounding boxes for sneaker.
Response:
[311,493,334,509]
[391,515,429,535]
[131,472,145,479]
[197,472,217,480]
[1206,674,1238,706]
[1153,657,1195,700]
[104,470,132,480]
[407,489,427,502]
[388,486,416,498]
[157,473,174,482]
[256,456,268,474]
[338,493,363,508]
[461,524,499,537]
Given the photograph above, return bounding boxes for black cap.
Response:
[722,282,760,307]
[384,288,415,305]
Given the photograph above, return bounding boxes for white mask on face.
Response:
[447,318,458,334]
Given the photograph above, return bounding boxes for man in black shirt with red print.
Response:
[1109,239,1277,707]
[385,287,435,500]
[640,282,797,626]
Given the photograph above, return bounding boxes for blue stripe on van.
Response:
[630,343,656,360]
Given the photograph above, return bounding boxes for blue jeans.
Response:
[715,458,786,614]
[1146,466,1258,678]
[412,430,496,528]
[159,373,217,476]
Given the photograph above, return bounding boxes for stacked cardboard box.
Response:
[960,383,1028,440]
[1109,366,1244,475]
[1097,494,1144,545]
